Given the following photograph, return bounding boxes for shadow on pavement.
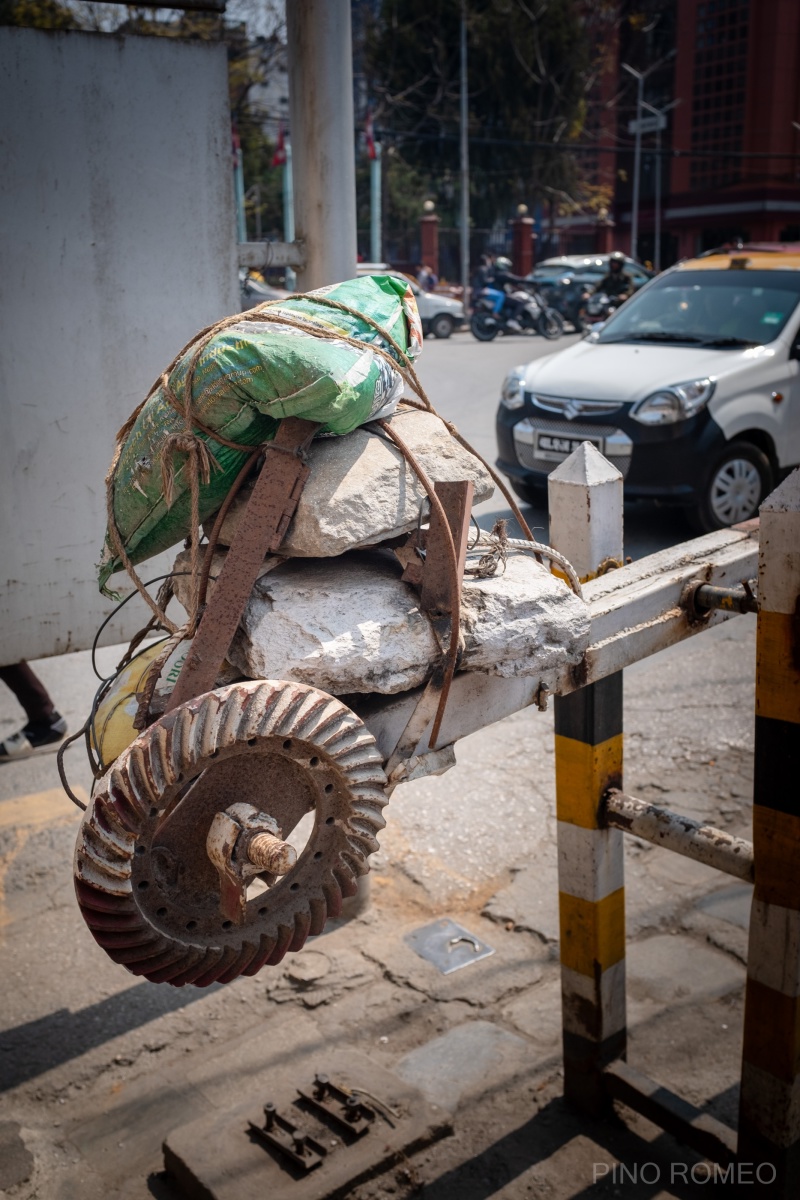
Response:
[0,982,217,1091]
[420,1094,721,1200]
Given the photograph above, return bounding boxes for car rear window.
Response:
[598,269,800,346]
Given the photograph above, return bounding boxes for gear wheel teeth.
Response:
[308,896,327,938]
[242,934,278,978]
[289,910,312,953]
[265,924,295,967]
[322,877,344,921]
[75,680,388,987]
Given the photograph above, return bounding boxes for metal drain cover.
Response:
[405,919,495,974]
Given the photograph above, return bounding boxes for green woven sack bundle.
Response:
[98,275,422,595]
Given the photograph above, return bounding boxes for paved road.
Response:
[414,328,690,558]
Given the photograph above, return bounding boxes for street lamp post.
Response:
[641,99,679,272]
[622,52,675,264]
[623,63,644,262]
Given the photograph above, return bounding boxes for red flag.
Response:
[272,121,286,168]
[365,109,377,160]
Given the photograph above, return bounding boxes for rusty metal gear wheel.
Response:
[74,680,388,987]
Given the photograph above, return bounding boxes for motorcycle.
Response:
[470,286,564,342]
[545,275,591,333]
[581,290,628,327]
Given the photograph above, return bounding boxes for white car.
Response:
[496,249,800,530]
[358,264,463,338]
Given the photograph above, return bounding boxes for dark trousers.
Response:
[0,662,55,725]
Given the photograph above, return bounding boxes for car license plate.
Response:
[536,432,604,462]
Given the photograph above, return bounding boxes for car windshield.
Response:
[597,269,800,346]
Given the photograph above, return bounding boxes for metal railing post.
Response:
[549,443,626,1114]
[739,472,800,1191]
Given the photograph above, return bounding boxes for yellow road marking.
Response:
[0,786,87,831]
[0,787,87,938]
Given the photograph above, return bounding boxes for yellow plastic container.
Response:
[91,641,185,769]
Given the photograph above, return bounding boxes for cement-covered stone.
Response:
[174,546,588,697]
[214,408,494,558]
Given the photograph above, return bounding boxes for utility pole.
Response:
[286,0,358,289]
[459,0,470,318]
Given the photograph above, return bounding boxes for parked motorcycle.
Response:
[470,286,564,342]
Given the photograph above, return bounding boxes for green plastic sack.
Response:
[98,275,422,595]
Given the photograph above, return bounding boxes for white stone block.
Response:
[213,408,494,558]
[173,546,589,697]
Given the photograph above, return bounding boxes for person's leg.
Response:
[0,662,56,724]
[0,662,66,757]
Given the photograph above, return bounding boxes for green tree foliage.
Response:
[0,0,81,29]
[365,0,601,228]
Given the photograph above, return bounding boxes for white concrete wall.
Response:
[0,28,239,664]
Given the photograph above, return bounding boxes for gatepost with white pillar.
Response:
[548,444,626,1114]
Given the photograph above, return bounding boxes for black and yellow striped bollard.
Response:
[739,472,800,1192]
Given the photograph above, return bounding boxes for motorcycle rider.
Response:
[593,250,634,303]
[483,256,530,330]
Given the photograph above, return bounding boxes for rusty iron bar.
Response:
[604,1061,738,1166]
[603,788,754,882]
[166,417,319,712]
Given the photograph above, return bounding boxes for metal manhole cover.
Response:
[404,918,495,974]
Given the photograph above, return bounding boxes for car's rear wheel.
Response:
[431,313,455,339]
[687,441,772,533]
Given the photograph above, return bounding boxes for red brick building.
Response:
[664,0,800,259]
[552,0,800,266]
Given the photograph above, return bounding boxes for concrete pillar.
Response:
[549,443,626,1115]
[419,200,440,281]
[286,0,357,290]
[512,205,535,276]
